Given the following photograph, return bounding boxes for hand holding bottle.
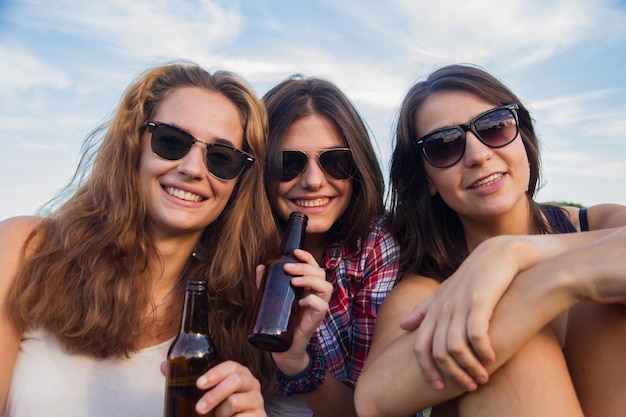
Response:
[268,248,332,376]
[162,279,267,417]
[193,361,267,416]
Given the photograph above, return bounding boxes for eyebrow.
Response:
[214,137,239,149]
[169,123,239,149]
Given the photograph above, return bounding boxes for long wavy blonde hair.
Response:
[7,61,278,385]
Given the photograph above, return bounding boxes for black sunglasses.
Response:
[413,104,520,168]
[281,148,355,182]
[145,121,254,181]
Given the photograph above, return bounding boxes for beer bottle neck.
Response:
[280,211,308,255]
[180,280,209,334]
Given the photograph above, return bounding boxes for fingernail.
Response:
[430,380,444,390]
[465,382,478,392]
[196,401,207,414]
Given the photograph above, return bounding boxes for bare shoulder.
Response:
[0,216,44,411]
[369,274,440,359]
[383,274,441,315]
[0,216,45,288]
[0,215,44,237]
[378,274,440,324]
[562,204,626,231]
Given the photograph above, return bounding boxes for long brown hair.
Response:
[6,61,277,385]
[263,75,385,249]
[390,64,553,280]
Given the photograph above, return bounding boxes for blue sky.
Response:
[1,0,625,219]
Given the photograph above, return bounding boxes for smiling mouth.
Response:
[164,186,203,202]
[469,173,503,189]
[292,197,330,208]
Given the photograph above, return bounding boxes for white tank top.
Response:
[3,328,172,417]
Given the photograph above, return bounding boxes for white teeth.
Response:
[293,198,329,208]
[165,186,202,202]
[471,173,502,188]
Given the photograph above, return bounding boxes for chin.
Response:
[305,221,334,236]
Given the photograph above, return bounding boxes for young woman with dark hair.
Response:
[356,64,626,417]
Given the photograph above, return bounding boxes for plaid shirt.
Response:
[317,214,400,388]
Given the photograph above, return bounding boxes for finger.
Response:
[195,362,259,415]
[283,261,326,281]
[298,293,330,316]
[292,248,320,266]
[400,295,433,331]
[445,309,489,385]
[197,374,261,416]
[413,313,444,390]
[255,264,265,288]
[466,306,496,366]
[212,388,265,417]
[196,361,252,389]
[431,308,477,392]
[291,276,332,302]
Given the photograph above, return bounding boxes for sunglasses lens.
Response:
[150,124,248,180]
[319,149,354,180]
[206,145,246,180]
[281,151,308,182]
[422,129,465,168]
[151,125,192,160]
[474,108,518,147]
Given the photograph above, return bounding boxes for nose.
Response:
[177,143,208,179]
[462,131,493,168]
[298,156,326,189]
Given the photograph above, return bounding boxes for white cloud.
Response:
[0,45,70,90]
[1,0,625,217]
[323,0,624,69]
[10,0,243,60]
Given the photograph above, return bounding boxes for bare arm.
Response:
[401,224,625,389]
[0,216,43,412]
[355,227,626,417]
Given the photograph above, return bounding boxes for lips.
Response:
[469,173,503,189]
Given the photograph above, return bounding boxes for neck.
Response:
[461,199,538,252]
[304,233,328,265]
[150,234,200,294]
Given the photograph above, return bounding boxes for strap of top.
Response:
[579,207,589,231]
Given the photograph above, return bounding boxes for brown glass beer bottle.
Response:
[165,279,218,417]
[248,211,308,352]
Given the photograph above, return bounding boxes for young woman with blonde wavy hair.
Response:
[1,61,279,417]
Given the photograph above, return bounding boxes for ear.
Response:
[427,176,438,196]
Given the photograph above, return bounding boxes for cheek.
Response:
[510,140,531,178]
[276,182,291,198]
[424,165,445,196]
[273,182,294,219]
[338,180,353,203]
[137,152,155,188]
[212,179,237,200]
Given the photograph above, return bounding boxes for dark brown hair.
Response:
[263,75,385,249]
[390,64,552,280]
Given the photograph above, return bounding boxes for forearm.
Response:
[356,251,582,417]
[481,228,617,274]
